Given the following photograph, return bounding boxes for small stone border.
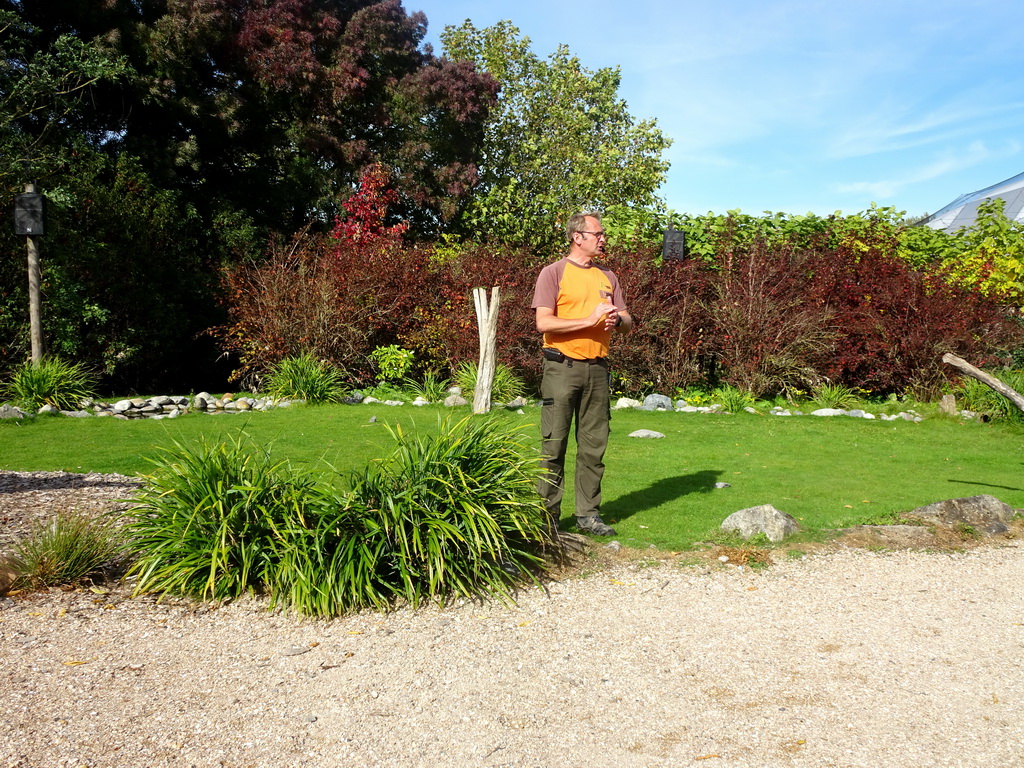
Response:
[0,389,980,423]
[613,393,988,423]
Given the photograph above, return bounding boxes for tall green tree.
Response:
[6,0,497,243]
[441,20,672,253]
[0,9,127,188]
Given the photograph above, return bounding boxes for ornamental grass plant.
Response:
[454,361,526,404]
[5,511,124,589]
[262,353,346,403]
[1,357,97,412]
[121,417,549,616]
[124,435,330,602]
[341,416,548,610]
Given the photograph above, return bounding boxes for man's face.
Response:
[574,216,606,258]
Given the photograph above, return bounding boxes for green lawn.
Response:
[3,404,1022,550]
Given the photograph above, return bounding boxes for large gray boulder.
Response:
[907,494,1014,535]
[0,404,26,420]
[721,504,800,543]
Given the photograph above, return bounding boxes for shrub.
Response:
[123,419,549,616]
[263,353,346,403]
[342,416,548,609]
[1,357,97,411]
[707,239,836,397]
[124,435,330,602]
[5,511,124,589]
[370,344,415,382]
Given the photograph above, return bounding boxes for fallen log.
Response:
[942,352,1024,414]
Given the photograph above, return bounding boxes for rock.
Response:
[614,397,642,409]
[714,482,731,488]
[811,408,846,417]
[642,394,673,410]
[507,396,529,408]
[628,429,665,439]
[38,404,58,414]
[939,394,957,415]
[0,404,26,420]
[721,504,800,542]
[412,397,430,406]
[907,494,1014,535]
[444,394,468,407]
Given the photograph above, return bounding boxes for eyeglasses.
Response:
[577,230,607,240]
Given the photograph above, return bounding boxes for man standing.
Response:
[532,212,632,536]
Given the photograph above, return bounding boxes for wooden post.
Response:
[24,182,43,364]
[472,286,500,414]
[942,352,1024,414]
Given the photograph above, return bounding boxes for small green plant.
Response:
[711,384,756,412]
[954,369,1024,423]
[812,382,859,410]
[1,357,97,411]
[402,369,451,402]
[5,511,123,588]
[360,382,409,402]
[263,353,346,404]
[370,345,414,383]
[454,360,526,404]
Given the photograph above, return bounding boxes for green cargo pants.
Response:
[538,355,611,526]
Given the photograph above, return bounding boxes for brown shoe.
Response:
[575,516,617,536]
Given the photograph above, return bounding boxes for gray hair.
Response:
[566,211,602,241]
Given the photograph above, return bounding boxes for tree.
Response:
[0,9,127,188]
[441,20,672,254]
[6,0,497,245]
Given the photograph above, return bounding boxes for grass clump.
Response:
[711,384,756,413]
[124,435,330,602]
[454,361,526,404]
[811,382,860,410]
[954,369,1024,423]
[401,369,451,402]
[343,416,548,609]
[1,357,97,411]
[5,511,123,589]
[263,353,346,404]
[123,417,548,616]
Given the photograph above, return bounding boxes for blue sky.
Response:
[412,0,1024,219]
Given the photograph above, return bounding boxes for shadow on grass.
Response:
[947,479,1024,492]
[602,469,724,523]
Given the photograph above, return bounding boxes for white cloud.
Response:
[834,140,1022,200]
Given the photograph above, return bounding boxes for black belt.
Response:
[542,348,606,366]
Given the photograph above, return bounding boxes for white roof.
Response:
[921,170,1024,231]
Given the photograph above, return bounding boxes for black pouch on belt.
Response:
[542,347,566,363]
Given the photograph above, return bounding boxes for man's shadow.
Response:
[600,469,723,523]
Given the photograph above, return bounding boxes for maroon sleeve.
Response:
[531,260,564,310]
[605,267,627,312]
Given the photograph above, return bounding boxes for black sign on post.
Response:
[15,193,45,236]
[662,224,685,260]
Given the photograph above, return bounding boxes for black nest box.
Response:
[662,223,684,260]
[14,192,45,236]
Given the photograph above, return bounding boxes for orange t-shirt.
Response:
[531,258,626,360]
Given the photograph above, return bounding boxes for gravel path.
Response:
[2,472,1023,767]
